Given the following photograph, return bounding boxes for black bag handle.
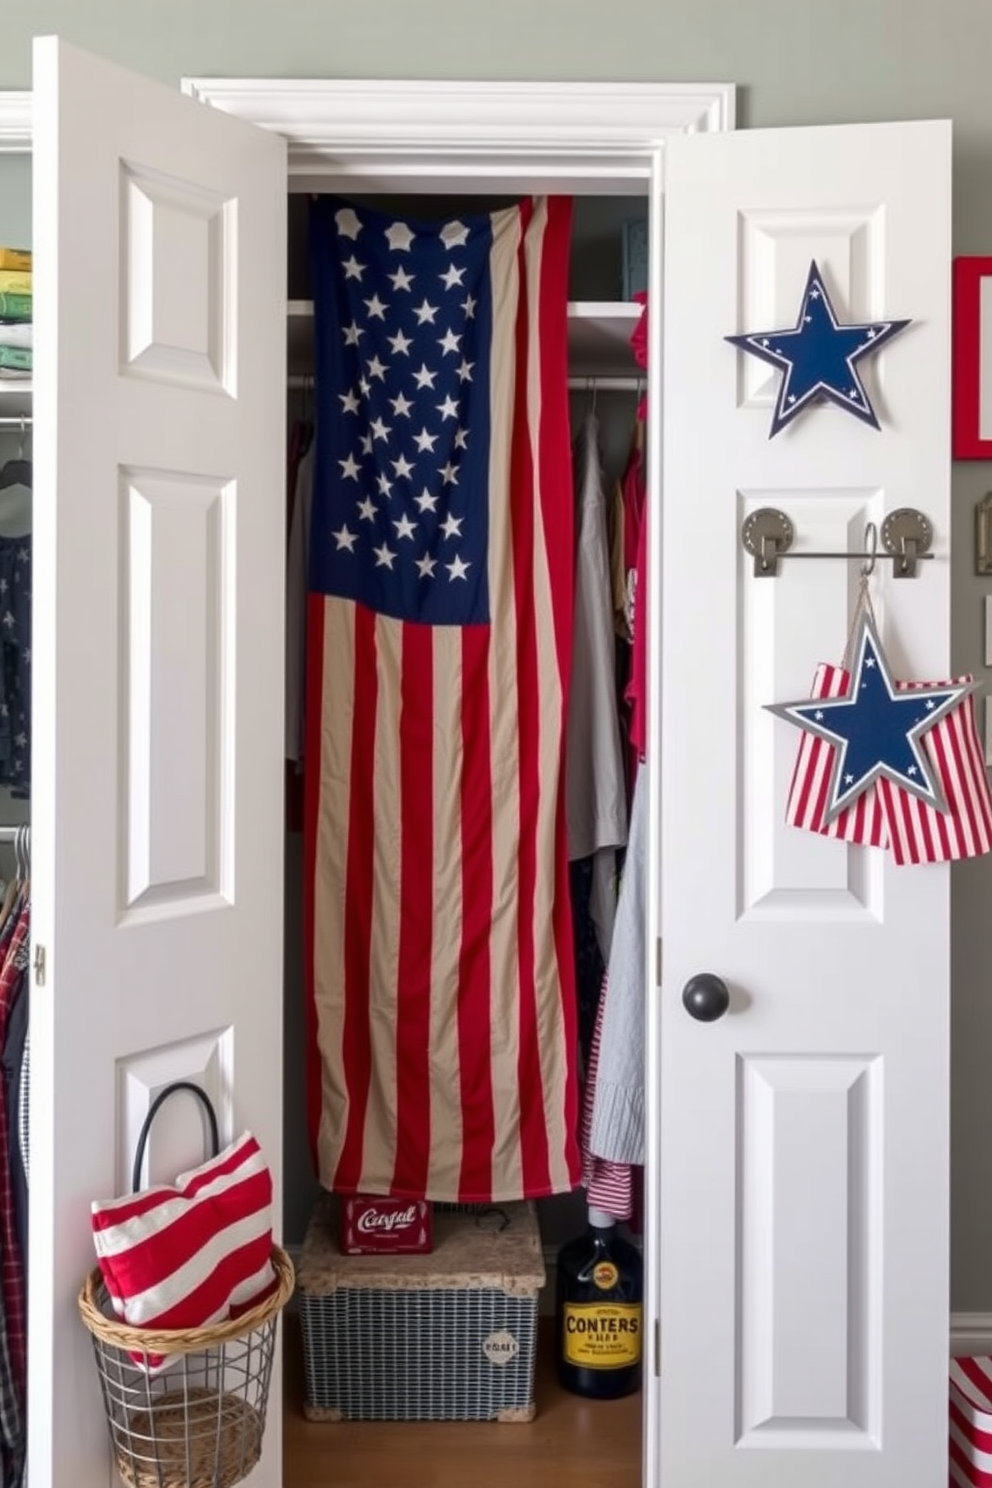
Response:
[131,1080,221,1194]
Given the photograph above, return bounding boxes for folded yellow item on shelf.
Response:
[0,249,31,273]
[0,271,31,295]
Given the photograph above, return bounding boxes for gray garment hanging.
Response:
[589,762,647,1166]
[565,409,628,963]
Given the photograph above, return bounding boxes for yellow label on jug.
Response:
[563,1303,642,1368]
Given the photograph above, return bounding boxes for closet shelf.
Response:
[287,299,642,382]
[0,384,32,421]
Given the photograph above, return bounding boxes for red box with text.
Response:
[339,1194,433,1255]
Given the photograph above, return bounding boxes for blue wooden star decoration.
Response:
[766,615,976,823]
[726,261,911,437]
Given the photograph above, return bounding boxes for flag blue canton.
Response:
[766,616,975,821]
[309,197,493,626]
[725,260,911,437]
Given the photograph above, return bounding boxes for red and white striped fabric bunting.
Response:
[785,664,992,864]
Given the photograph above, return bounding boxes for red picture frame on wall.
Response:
[953,256,992,459]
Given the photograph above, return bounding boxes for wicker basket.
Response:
[78,1245,295,1488]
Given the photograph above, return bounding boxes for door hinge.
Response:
[654,1316,660,1377]
[33,944,45,987]
[655,936,662,987]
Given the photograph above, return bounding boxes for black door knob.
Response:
[682,973,730,1022]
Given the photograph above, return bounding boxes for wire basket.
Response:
[78,1245,295,1488]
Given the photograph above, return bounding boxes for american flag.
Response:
[303,195,581,1204]
[786,662,992,864]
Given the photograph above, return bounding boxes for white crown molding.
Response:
[181,78,736,190]
[0,92,30,152]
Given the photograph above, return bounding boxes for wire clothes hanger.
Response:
[0,416,31,493]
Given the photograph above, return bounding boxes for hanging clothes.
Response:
[0,539,30,800]
[3,974,28,1281]
[285,438,315,770]
[0,900,28,1405]
[579,973,633,1221]
[590,763,647,1166]
[565,408,628,967]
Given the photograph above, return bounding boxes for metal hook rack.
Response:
[741,506,934,579]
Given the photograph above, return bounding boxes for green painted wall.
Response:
[4,0,992,1310]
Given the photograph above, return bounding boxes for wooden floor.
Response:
[283,1315,642,1488]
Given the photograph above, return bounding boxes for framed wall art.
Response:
[953,256,992,459]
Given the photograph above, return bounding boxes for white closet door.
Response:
[658,120,952,1487]
[30,37,286,1488]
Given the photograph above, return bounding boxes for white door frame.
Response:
[179,75,734,1488]
[0,73,736,1488]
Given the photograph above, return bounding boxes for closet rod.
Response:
[567,376,641,392]
[0,417,31,429]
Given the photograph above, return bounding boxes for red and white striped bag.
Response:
[91,1129,277,1369]
[950,1356,992,1486]
[786,664,992,864]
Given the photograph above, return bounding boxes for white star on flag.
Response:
[339,454,361,480]
[389,266,415,291]
[440,264,467,290]
[394,513,417,540]
[414,428,438,452]
[333,524,358,552]
[390,392,413,417]
[437,395,459,420]
[440,513,463,539]
[385,221,415,252]
[446,554,471,581]
[439,461,459,486]
[413,364,437,389]
[343,255,365,280]
[357,496,377,522]
[439,329,461,355]
[339,390,360,414]
[335,207,362,238]
[367,355,388,381]
[416,553,438,578]
[414,300,439,325]
[415,488,438,512]
[392,454,415,479]
[440,220,470,249]
[374,542,397,568]
[388,329,413,356]
[364,294,388,320]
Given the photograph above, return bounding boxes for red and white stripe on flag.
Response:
[950,1357,992,1487]
[304,196,581,1205]
[786,664,992,864]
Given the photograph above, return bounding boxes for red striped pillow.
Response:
[90,1130,276,1362]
